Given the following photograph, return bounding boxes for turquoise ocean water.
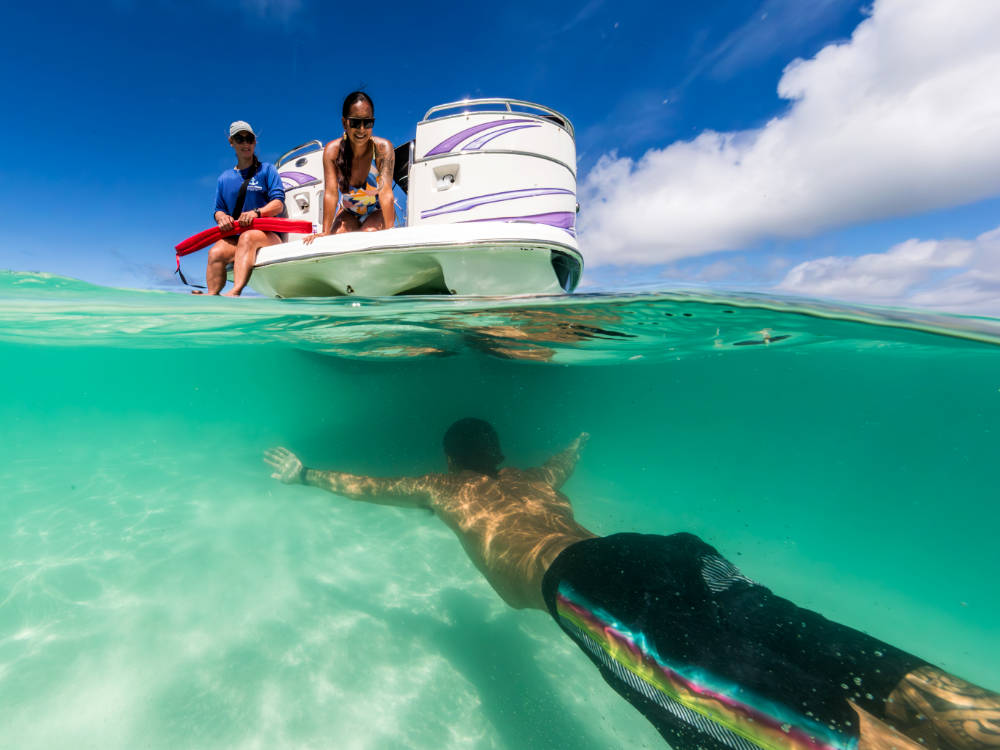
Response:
[2,270,998,749]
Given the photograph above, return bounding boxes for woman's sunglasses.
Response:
[232,133,256,144]
[347,117,375,129]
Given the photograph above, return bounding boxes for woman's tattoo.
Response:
[378,141,395,186]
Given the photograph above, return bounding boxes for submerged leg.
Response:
[541,533,999,750]
[853,701,924,750]
[885,666,1000,750]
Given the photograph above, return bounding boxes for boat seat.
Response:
[393,141,412,194]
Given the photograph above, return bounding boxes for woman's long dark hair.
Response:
[335,91,375,192]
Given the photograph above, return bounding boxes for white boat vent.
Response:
[433,164,459,191]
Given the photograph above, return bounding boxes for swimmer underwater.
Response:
[264,419,1000,750]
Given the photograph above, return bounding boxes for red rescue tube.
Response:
[175,217,313,257]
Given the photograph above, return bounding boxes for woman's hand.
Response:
[302,232,328,246]
[237,210,258,227]
[264,447,305,484]
[217,214,235,232]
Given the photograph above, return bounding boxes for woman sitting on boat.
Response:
[305,91,395,241]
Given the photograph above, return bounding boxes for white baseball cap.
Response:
[229,120,256,137]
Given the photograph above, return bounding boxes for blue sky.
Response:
[2,0,998,313]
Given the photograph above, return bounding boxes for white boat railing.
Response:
[276,140,324,168]
[421,99,574,138]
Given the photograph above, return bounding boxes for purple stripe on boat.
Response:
[425,119,532,156]
[462,123,540,151]
[421,187,574,218]
[462,211,576,232]
[279,171,317,187]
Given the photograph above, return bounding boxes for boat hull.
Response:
[248,222,582,298]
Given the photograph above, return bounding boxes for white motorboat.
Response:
[251,99,583,298]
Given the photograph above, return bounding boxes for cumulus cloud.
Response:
[776,224,1000,315]
[578,0,1000,266]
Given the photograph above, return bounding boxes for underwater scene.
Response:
[1,270,998,749]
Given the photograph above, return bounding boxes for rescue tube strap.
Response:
[232,160,261,218]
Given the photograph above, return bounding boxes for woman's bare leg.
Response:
[199,237,237,295]
[360,209,385,231]
[224,230,280,297]
[332,213,361,234]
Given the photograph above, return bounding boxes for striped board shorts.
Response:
[541,533,926,750]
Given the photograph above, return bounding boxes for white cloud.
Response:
[776,225,1000,315]
[578,0,1000,267]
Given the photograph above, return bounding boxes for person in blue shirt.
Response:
[199,120,286,296]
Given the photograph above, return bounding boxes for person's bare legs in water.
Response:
[873,668,1000,750]
[265,422,999,750]
[197,230,280,296]
[221,228,279,297]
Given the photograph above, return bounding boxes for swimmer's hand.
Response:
[570,432,590,452]
[302,232,328,246]
[264,446,305,484]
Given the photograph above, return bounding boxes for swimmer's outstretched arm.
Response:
[530,433,589,489]
[264,447,432,509]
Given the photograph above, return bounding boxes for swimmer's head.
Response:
[443,418,504,476]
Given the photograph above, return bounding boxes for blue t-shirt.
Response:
[214,162,285,217]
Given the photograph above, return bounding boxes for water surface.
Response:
[2,271,998,749]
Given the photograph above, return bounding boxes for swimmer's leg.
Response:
[883,667,1000,750]
[852,701,924,750]
[542,533,999,750]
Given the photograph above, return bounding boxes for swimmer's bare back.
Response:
[264,437,1000,750]
[264,435,596,610]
